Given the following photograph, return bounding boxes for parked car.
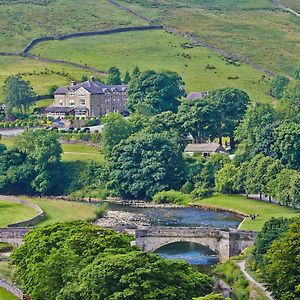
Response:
[82,127,90,132]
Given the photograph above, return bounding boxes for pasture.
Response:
[115,0,300,77]
[0,56,101,99]
[31,30,273,101]
[0,0,146,52]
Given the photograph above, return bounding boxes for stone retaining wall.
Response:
[0,196,44,227]
[0,278,23,299]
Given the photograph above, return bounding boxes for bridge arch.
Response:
[135,227,257,263]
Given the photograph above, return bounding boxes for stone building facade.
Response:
[46,78,127,118]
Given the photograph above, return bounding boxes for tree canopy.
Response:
[3,74,35,115]
[126,70,184,115]
[109,133,187,199]
[11,221,214,300]
[107,67,122,85]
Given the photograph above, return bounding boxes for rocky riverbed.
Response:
[95,210,150,229]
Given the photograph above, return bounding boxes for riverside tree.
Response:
[109,133,187,199]
[11,221,214,300]
[3,74,35,115]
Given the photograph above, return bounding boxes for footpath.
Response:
[237,261,274,300]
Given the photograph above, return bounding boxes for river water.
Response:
[107,202,241,268]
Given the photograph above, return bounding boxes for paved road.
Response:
[237,261,274,300]
[0,128,25,136]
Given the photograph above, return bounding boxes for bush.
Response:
[152,190,188,204]
[94,204,108,218]
[84,118,100,127]
[0,242,13,253]
[191,183,213,199]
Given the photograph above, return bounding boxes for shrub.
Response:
[0,242,13,253]
[191,183,213,199]
[94,204,108,218]
[152,190,188,204]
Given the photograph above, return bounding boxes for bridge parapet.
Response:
[135,227,256,263]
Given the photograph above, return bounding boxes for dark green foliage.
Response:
[179,88,249,146]
[126,70,184,115]
[270,75,289,99]
[101,113,134,156]
[106,66,122,85]
[0,129,62,194]
[58,252,213,300]
[235,102,278,162]
[0,242,13,253]
[123,70,131,84]
[252,217,290,270]
[48,85,58,96]
[109,133,187,199]
[80,74,88,83]
[264,217,300,300]
[194,294,230,300]
[273,121,300,170]
[3,75,35,115]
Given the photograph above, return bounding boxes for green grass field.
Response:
[31,30,273,101]
[116,0,300,77]
[191,194,300,231]
[0,0,146,52]
[0,200,37,227]
[0,56,105,99]
[61,144,104,162]
[0,137,104,162]
[27,198,101,226]
[0,288,18,300]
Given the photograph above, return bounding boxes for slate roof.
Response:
[54,79,127,95]
[186,92,209,100]
[185,143,227,153]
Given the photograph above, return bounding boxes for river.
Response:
[99,202,242,268]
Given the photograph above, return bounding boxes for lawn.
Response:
[0,0,146,52]
[61,144,104,162]
[26,198,101,226]
[0,288,18,300]
[0,138,104,162]
[190,194,300,231]
[31,30,273,102]
[115,0,300,77]
[0,200,37,227]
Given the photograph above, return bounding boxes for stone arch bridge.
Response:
[134,227,256,262]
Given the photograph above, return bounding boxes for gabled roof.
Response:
[185,143,227,153]
[186,92,209,100]
[54,79,127,95]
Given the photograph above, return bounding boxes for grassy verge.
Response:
[31,30,273,102]
[0,200,37,228]
[190,194,300,231]
[0,288,18,300]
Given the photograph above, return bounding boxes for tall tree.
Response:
[126,70,184,115]
[132,65,140,77]
[3,74,35,115]
[270,75,289,99]
[264,217,300,300]
[101,113,133,156]
[59,252,213,300]
[178,98,220,143]
[109,133,187,199]
[208,88,250,148]
[80,74,88,82]
[106,67,122,85]
[123,70,131,84]
[273,121,300,170]
[235,103,277,162]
